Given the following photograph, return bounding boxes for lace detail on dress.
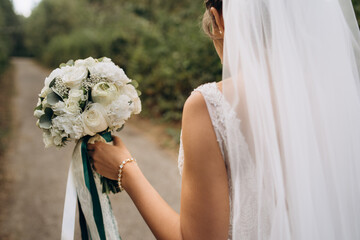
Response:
[178,82,259,239]
[177,82,241,239]
[178,82,239,174]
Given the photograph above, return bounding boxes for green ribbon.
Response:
[80,132,113,240]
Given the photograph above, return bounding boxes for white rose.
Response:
[68,89,84,102]
[75,57,96,68]
[61,66,88,88]
[91,82,119,106]
[34,109,44,119]
[82,103,108,136]
[52,101,66,115]
[118,84,141,114]
[119,84,138,99]
[44,68,62,87]
[89,62,130,86]
[65,99,81,114]
[132,97,142,114]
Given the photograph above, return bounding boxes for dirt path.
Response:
[0,58,181,240]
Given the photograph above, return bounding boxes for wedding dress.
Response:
[178,82,258,239]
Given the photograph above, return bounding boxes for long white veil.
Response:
[221,0,360,239]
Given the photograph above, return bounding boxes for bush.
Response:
[0,0,19,72]
[42,29,105,67]
[23,0,221,122]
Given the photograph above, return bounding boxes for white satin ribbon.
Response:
[60,137,121,240]
[61,162,77,240]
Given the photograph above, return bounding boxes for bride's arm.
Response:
[88,92,230,240]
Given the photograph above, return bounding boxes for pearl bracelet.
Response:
[118,158,136,192]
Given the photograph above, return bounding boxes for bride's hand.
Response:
[87,136,132,180]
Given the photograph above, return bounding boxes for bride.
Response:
[88,0,360,239]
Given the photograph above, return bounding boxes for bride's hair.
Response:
[202,0,223,40]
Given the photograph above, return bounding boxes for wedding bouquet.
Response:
[35,57,141,239]
[35,57,142,193]
[34,57,141,148]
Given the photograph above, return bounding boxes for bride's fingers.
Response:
[112,135,123,147]
[88,149,95,158]
[87,143,96,151]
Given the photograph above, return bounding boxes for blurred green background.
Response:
[0,0,222,123]
[1,0,360,123]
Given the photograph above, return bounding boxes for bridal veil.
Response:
[221,0,360,239]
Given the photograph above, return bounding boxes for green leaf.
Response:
[98,57,104,62]
[44,107,54,118]
[39,113,52,129]
[59,63,67,68]
[137,90,142,96]
[66,59,74,66]
[129,80,139,88]
[47,91,62,105]
[34,104,42,111]
[79,101,86,111]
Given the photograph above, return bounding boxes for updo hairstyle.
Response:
[202,0,223,40]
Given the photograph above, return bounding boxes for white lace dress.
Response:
[178,82,258,240]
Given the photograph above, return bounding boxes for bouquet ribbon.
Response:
[61,132,121,240]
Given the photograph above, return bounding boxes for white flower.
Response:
[74,57,96,68]
[89,62,130,86]
[91,82,119,106]
[100,57,112,63]
[65,99,81,114]
[44,68,62,87]
[36,98,42,106]
[119,84,138,99]
[52,114,84,139]
[61,66,88,89]
[68,89,84,102]
[34,109,44,119]
[132,97,142,114]
[118,84,141,114]
[82,103,108,136]
[52,101,66,115]
[53,136,63,146]
[43,132,55,148]
[106,95,132,129]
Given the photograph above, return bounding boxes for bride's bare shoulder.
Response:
[183,91,207,117]
[183,80,223,115]
[181,89,219,160]
[180,85,229,239]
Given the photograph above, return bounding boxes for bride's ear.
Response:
[210,7,224,36]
